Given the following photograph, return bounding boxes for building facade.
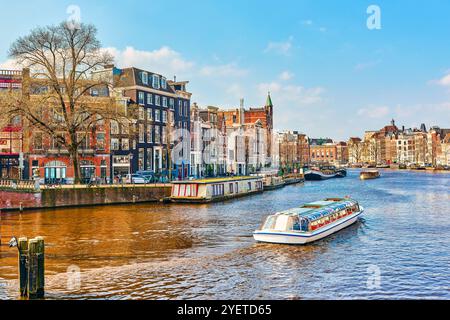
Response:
[111,67,192,180]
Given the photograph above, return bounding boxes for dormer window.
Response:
[152,75,160,89]
[161,77,167,89]
[141,72,148,85]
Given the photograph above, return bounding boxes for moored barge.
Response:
[304,166,346,181]
[170,176,263,203]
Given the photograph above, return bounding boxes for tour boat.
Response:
[253,198,364,244]
[360,170,380,180]
[304,166,346,181]
[170,176,264,203]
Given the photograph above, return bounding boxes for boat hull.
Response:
[305,170,342,181]
[263,182,286,191]
[253,209,363,245]
[171,190,263,203]
[360,172,380,180]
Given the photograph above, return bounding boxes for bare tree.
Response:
[0,22,128,184]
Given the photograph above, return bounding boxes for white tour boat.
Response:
[253,198,364,244]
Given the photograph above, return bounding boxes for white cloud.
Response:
[0,58,21,70]
[264,36,294,56]
[103,46,194,77]
[279,71,294,81]
[435,73,450,87]
[257,81,324,105]
[199,63,248,77]
[301,20,313,25]
[357,106,390,119]
[226,83,245,100]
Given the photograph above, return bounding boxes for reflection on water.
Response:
[1,170,450,299]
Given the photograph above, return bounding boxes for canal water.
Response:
[1,170,449,299]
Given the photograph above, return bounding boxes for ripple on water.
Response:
[1,170,450,299]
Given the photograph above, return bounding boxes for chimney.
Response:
[22,68,30,98]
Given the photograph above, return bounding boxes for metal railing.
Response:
[0,179,39,191]
[0,69,22,76]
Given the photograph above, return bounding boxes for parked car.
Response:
[136,170,156,182]
[125,174,150,184]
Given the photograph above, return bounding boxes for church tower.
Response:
[265,92,274,131]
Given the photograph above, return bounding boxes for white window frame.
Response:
[152,75,160,89]
[138,92,145,105]
[141,72,148,85]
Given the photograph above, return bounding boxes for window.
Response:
[162,97,168,108]
[155,95,161,106]
[139,107,145,120]
[179,104,183,116]
[169,98,175,110]
[147,148,153,170]
[162,128,166,144]
[162,111,167,123]
[141,72,148,85]
[147,125,153,143]
[155,126,161,144]
[34,132,43,150]
[184,101,188,116]
[152,75,160,89]
[121,138,130,150]
[139,124,145,143]
[111,138,120,151]
[139,148,145,171]
[138,92,145,105]
[161,77,167,89]
[155,109,161,122]
[147,93,153,105]
[147,109,153,121]
[96,133,105,150]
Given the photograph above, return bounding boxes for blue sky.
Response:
[1,0,450,140]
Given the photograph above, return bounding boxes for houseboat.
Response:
[304,166,346,181]
[170,176,264,203]
[253,198,364,245]
[360,170,380,180]
[283,173,305,185]
[263,175,286,191]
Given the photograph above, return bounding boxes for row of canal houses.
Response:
[0,66,274,183]
[347,120,450,166]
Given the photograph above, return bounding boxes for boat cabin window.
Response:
[263,216,277,230]
[263,215,299,231]
[302,205,323,209]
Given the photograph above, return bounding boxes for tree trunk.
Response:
[70,146,81,185]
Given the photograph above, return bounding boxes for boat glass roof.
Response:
[275,199,358,221]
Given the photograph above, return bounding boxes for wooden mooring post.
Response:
[17,236,45,299]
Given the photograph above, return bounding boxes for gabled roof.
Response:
[115,67,176,95]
